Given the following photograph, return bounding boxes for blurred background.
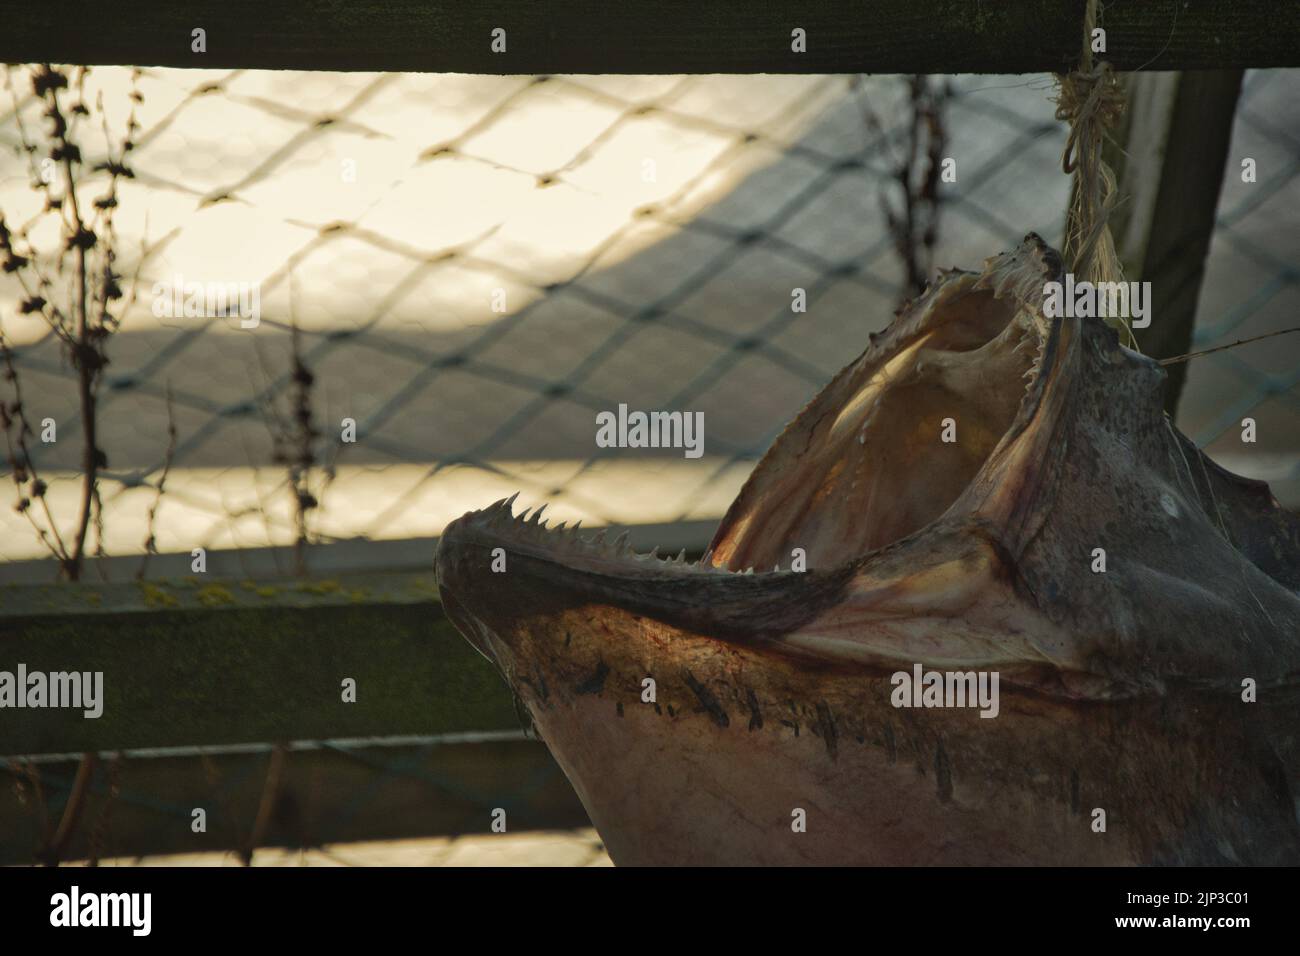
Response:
[1,68,1297,865]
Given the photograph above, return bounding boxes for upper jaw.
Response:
[440,494,729,577]
[435,498,848,655]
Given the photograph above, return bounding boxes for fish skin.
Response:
[436,234,1300,865]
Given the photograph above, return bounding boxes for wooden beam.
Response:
[0,571,519,755]
[2,1,1297,74]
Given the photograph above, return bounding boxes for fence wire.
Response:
[2,70,1297,574]
[3,70,1294,572]
[1,68,1297,863]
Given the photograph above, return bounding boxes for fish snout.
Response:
[435,514,507,666]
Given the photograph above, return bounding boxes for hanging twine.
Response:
[1054,0,1127,297]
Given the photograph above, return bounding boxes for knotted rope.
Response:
[1054,0,1130,338]
[1050,3,1300,366]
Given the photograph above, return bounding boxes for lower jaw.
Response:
[508,636,1294,865]
[529,688,1139,865]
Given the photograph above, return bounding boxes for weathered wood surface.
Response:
[0,571,518,755]
[3,1,1297,74]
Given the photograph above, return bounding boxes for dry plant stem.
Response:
[2,66,142,863]
[86,755,122,866]
[15,760,52,845]
[247,269,323,577]
[65,133,95,579]
[897,76,947,297]
[137,382,177,579]
[43,66,98,581]
[290,322,313,575]
[1,339,68,558]
[855,75,950,303]
[41,751,97,866]
[1,64,142,581]
[242,744,287,866]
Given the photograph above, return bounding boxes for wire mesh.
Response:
[1,68,1297,863]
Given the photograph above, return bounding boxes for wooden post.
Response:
[1103,71,1245,414]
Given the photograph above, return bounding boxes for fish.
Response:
[435,234,1300,865]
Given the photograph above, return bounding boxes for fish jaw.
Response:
[433,503,1133,866]
[435,497,1082,693]
[435,517,1291,865]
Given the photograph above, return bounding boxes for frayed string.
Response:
[1054,0,1133,345]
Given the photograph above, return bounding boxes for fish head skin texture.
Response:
[436,234,1300,865]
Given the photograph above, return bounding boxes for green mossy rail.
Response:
[0,571,518,756]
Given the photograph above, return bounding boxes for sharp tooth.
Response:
[615,531,630,554]
[647,546,660,560]
[530,504,547,525]
[503,492,520,515]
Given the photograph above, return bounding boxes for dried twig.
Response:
[254,278,325,576]
[86,753,123,866]
[0,64,144,581]
[39,751,98,866]
[136,382,177,579]
[855,74,951,303]
[241,744,287,865]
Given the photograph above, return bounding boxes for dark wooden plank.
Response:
[0,572,520,754]
[2,1,1297,74]
[1104,71,1244,414]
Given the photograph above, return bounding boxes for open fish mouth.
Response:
[447,238,1055,580]
[435,234,1300,865]
[439,237,1067,670]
